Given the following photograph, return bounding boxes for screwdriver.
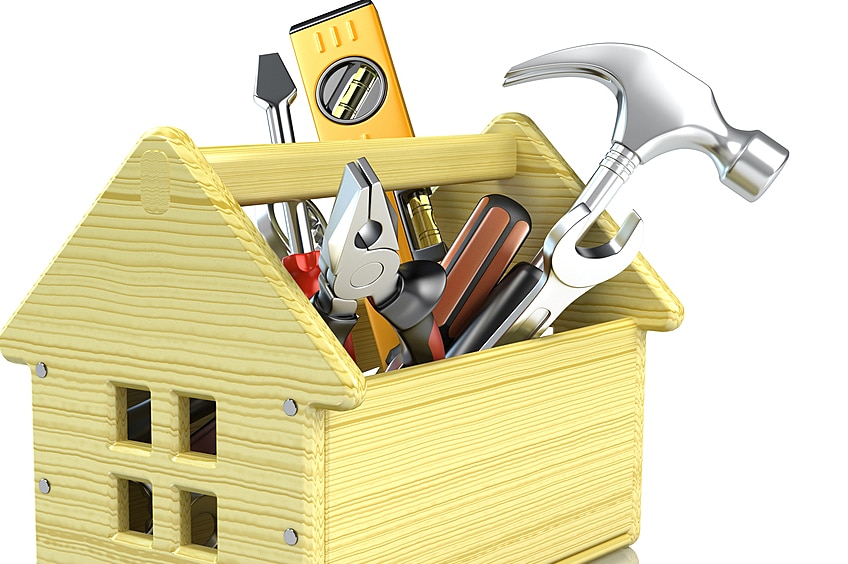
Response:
[445,262,544,358]
[433,194,531,348]
[254,53,326,259]
[254,53,354,359]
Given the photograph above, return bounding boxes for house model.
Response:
[0,113,682,564]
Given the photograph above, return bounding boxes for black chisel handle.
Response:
[373,259,446,366]
[446,261,544,358]
[433,194,531,348]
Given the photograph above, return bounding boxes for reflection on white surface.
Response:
[591,548,639,564]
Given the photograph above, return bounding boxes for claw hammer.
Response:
[504,43,789,221]
[449,43,790,355]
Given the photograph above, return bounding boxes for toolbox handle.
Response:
[199,134,517,206]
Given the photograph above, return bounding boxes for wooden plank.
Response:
[0,126,366,563]
[199,134,517,206]
[0,126,365,412]
[325,318,645,563]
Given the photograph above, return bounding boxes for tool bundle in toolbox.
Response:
[257,1,789,373]
[0,1,788,563]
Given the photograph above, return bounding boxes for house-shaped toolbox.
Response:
[0,112,682,564]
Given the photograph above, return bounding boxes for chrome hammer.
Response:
[504,43,789,233]
[500,43,788,338]
[448,43,790,355]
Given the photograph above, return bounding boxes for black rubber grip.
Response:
[374,260,446,366]
[446,262,544,358]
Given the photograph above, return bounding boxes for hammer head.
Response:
[504,43,789,201]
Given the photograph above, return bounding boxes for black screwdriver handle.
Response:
[446,261,544,358]
[373,260,446,366]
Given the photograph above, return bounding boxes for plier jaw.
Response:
[321,158,400,305]
[313,157,447,369]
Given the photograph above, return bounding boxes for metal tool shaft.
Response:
[255,52,326,257]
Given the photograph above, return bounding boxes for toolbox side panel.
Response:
[324,318,645,564]
[0,126,365,563]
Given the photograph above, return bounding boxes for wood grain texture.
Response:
[199,134,517,206]
[0,126,365,411]
[325,318,646,564]
[0,126,372,563]
[431,113,684,333]
[0,120,677,563]
[26,362,327,564]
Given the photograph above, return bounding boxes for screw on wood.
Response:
[284,528,298,546]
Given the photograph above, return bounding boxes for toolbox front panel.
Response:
[324,318,645,563]
[18,361,326,564]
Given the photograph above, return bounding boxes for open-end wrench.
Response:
[499,204,642,345]
[446,197,642,357]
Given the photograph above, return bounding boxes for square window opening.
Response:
[182,491,218,550]
[119,386,151,444]
[119,478,153,536]
[183,396,216,456]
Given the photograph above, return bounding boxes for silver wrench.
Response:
[497,202,642,346]
[445,191,642,357]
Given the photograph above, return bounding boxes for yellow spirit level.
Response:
[291,1,448,369]
[290,0,414,142]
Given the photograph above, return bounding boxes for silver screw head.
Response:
[38,479,51,494]
[35,362,48,378]
[283,399,298,417]
[283,528,298,546]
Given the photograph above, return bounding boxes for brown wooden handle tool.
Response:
[433,194,531,348]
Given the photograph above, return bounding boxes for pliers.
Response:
[312,158,446,368]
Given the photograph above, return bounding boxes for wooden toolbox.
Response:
[0,112,682,563]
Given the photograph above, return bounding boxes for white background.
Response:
[1,1,844,562]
